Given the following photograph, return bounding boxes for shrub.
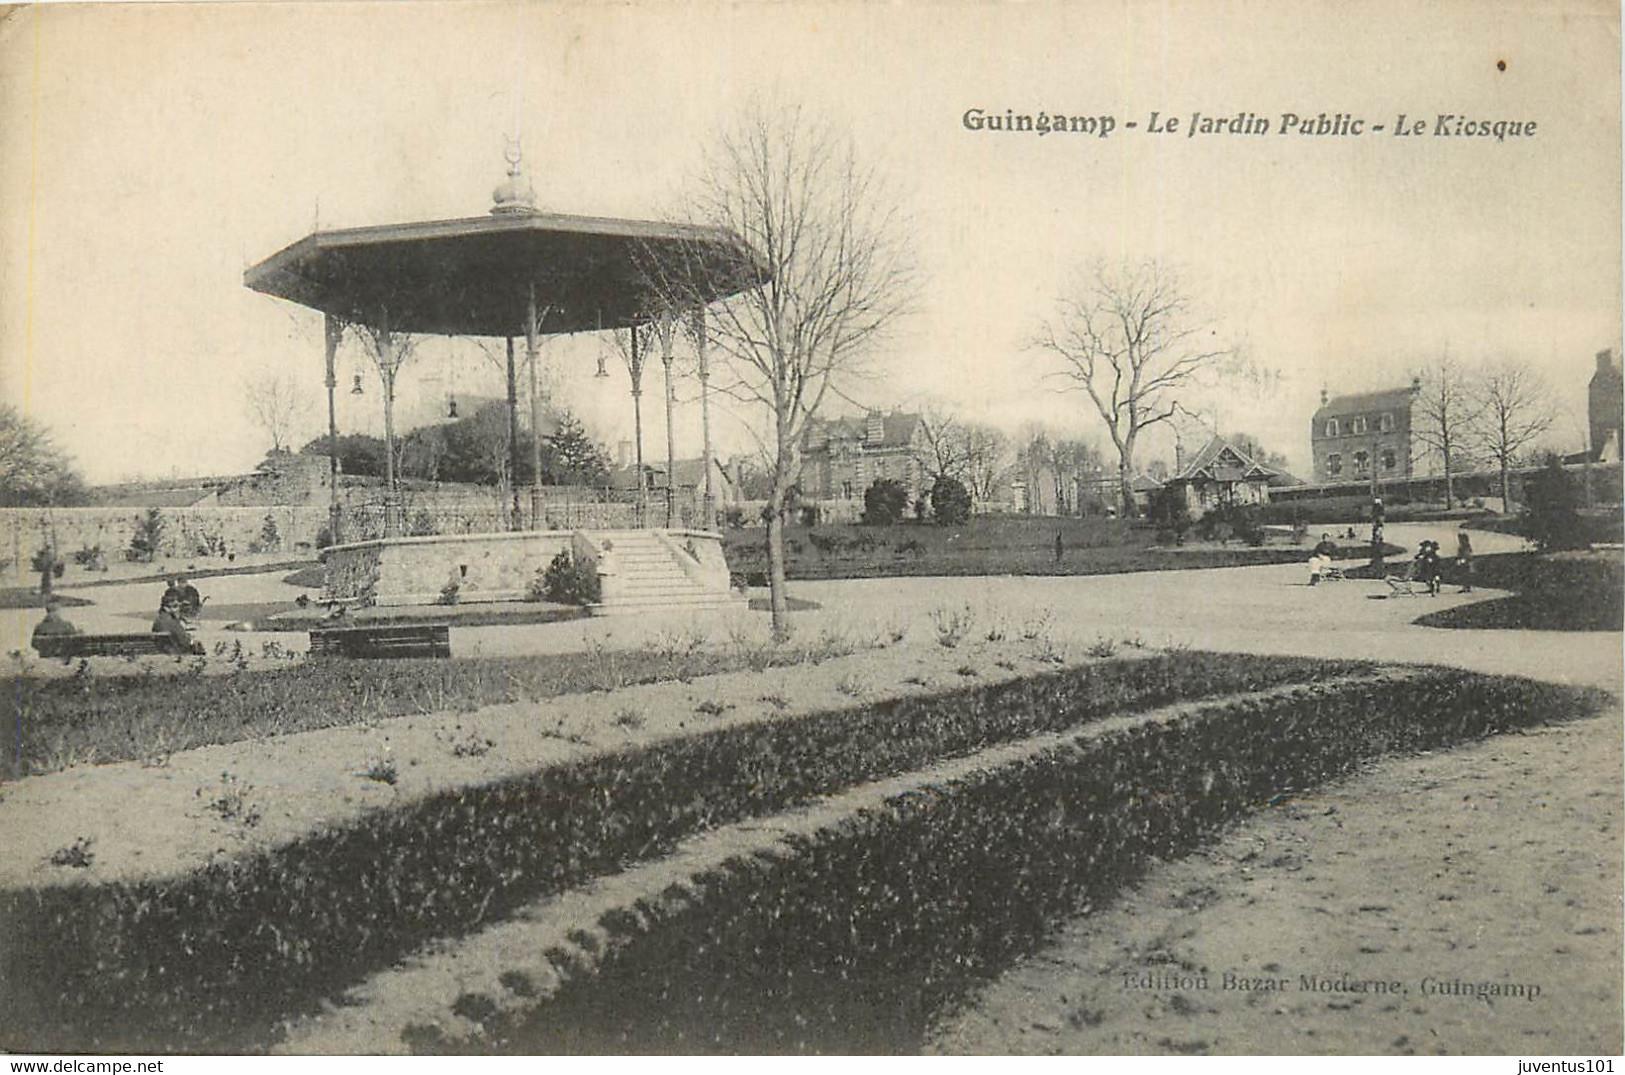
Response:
[862,479,910,525]
[1520,457,1586,551]
[30,546,58,591]
[314,525,335,550]
[1197,503,1264,546]
[930,477,972,526]
[258,514,281,552]
[542,549,601,607]
[129,508,165,562]
[72,545,106,570]
[1146,485,1191,545]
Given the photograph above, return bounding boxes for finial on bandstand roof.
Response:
[491,138,538,215]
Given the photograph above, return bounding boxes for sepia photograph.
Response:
[0,0,1619,1060]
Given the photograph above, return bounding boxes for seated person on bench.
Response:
[152,587,205,654]
[1307,533,1339,585]
[172,574,204,619]
[32,601,81,648]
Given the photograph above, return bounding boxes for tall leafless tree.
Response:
[1470,360,1553,509]
[1035,260,1229,516]
[345,321,421,534]
[1411,356,1480,507]
[1015,425,1053,514]
[962,422,1010,510]
[917,405,971,484]
[649,102,913,639]
[242,371,312,455]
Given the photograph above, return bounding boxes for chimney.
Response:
[1411,375,1422,391]
[1599,349,1619,374]
[618,440,633,468]
[1319,388,1329,407]
[866,410,885,445]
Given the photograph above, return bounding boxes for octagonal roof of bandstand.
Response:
[244,178,763,336]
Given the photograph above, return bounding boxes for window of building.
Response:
[1379,413,1394,433]
[1353,451,1369,475]
[1327,453,1342,476]
[1351,416,1368,435]
[842,481,853,500]
[1382,448,1398,471]
[1325,419,1340,437]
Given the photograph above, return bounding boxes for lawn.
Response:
[1413,550,1624,631]
[5,632,862,779]
[0,589,91,609]
[723,516,1384,582]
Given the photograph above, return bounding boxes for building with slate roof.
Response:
[1164,435,1292,513]
[1310,379,1422,486]
[800,410,930,505]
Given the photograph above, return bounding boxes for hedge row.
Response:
[0,652,1358,1053]
[457,671,1607,1055]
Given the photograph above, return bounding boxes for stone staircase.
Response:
[595,529,738,615]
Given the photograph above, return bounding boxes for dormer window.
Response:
[1325,419,1340,437]
[1351,416,1368,434]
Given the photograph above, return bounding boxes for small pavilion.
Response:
[243,151,762,612]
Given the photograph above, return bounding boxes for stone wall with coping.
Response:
[321,531,575,607]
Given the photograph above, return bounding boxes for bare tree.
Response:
[1470,360,1554,509]
[917,404,971,483]
[962,422,1010,510]
[1015,426,1053,514]
[651,102,913,639]
[1035,260,1229,516]
[344,321,421,535]
[1411,356,1480,507]
[242,371,311,455]
[1228,432,1290,472]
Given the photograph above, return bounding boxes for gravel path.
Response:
[927,706,1622,1055]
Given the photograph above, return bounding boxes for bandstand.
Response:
[244,152,762,613]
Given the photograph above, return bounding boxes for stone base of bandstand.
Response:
[320,528,736,614]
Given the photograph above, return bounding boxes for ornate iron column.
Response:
[654,312,678,528]
[323,313,344,545]
[693,307,715,531]
[376,311,401,538]
[506,336,521,530]
[526,285,546,530]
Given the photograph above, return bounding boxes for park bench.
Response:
[307,623,452,659]
[32,633,195,659]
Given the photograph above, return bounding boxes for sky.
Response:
[1,0,1619,485]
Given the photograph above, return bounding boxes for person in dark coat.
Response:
[1455,530,1475,593]
[1416,540,1443,596]
[152,584,203,654]
[173,575,203,619]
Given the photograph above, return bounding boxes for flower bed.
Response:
[0,652,1357,1052]
[458,670,1606,1055]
